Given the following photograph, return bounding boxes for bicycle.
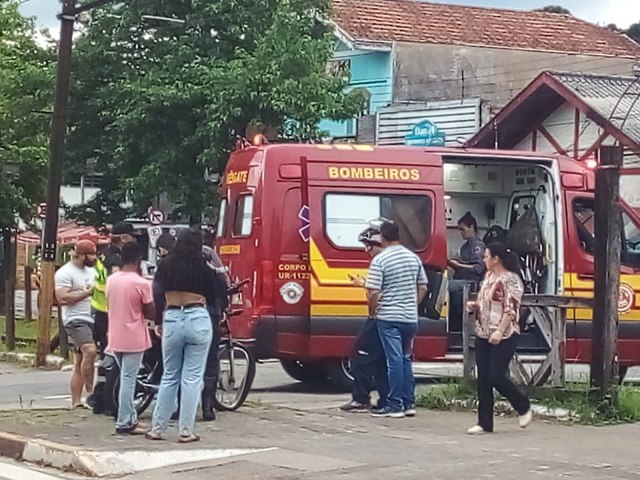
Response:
[212,278,257,411]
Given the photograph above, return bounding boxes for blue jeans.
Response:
[151,307,212,437]
[114,351,144,430]
[377,321,418,413]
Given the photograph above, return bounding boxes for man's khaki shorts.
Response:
[64,320,95,351]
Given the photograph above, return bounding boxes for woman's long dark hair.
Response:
[154,229,207,291]
[486,242,521,275]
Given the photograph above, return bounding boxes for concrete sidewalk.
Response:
[1,402,639,479]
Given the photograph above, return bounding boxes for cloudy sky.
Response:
[18,0,640,38]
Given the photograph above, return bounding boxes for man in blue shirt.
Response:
[366,221,428,418]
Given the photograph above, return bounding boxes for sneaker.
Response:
[339,400,370,413]
[466,425,488,435]
[370,407,405,418]
[405,406,417,417]
[518,409,533,428]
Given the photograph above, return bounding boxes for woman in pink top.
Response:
[106,243,155,435]
[466,242,532,435]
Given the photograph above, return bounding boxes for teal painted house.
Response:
[319,24,393,139]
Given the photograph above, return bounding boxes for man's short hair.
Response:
[121,242,143,265]
[380,221,400,242]
[156,233,176,252]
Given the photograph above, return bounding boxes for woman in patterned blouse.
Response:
[466,242,532,434]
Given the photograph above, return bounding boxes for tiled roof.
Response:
[331,0,640,57]
[549,72,640,146]
[467,71,640,155]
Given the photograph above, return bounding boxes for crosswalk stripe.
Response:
[0,461,64,480]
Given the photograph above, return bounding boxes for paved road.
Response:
[2,361,640,480]
[1,360,639,411]
[0,361,640,410]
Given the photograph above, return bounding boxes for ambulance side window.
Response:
[573,198,640,268]
[233,194,254,237]
[622,213,640,268]
[324,193,431,251]
[573,199,595,255]
[216,199,228,238]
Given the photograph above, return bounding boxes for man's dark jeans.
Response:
[377,320,418,413]
[350,318,389,407]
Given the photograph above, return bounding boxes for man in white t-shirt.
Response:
[55,240,98,409]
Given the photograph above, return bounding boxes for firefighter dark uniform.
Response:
[448,236,486,331]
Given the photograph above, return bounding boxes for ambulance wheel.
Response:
[280,360,328,383]
[327,358,354,392]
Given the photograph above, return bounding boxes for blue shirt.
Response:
[454,236,486,281]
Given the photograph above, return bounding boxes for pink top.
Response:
[106,271,153,353]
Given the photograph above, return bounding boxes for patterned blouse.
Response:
[475,270,524,339]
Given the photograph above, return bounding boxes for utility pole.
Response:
[36,0,76,367]
[590,145,623,403]
[35,0,121,366]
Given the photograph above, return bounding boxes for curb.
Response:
[0,430,276,477]
[0,431,92,475]
[0,352,66,370]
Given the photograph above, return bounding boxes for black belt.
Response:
[166,303,206,311]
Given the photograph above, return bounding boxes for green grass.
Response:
[416,380,477,411]
[416,379,640,425]
[0,315,59,353]
[530,383,640,425]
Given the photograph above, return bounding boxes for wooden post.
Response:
[550,307,566,387]
[4,232,16,351]
[58,312,69,360]
[36,0,76,367]
[462,284,475,380]
[24,266,33,321]
[4,279,15,351]
[590,145,623,401]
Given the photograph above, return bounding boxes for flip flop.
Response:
[145,430,164,441]
[178,433,201,443]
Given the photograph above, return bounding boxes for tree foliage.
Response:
[0,0,54,228]
[627,22,640,44]
[534,5,572,15]
[66,0,366,225]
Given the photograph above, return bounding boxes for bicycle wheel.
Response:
[212,342,256,411]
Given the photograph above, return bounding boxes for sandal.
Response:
[145,430,164,441]
[178,433,201,443]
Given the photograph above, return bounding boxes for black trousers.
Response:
[92,310,109,415]
[93,310,109,358]
[475,335,530,432]
[203,319,221,394]
[351,318,389,407]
